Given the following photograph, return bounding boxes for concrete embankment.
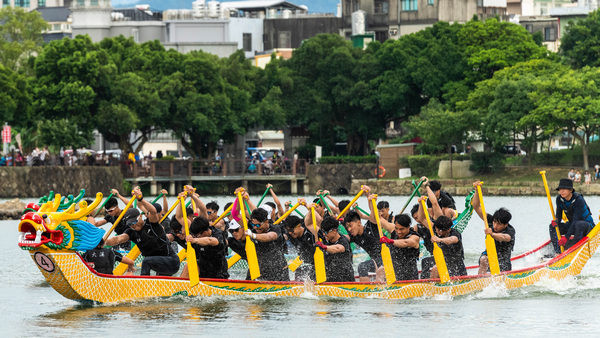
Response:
[0,166,123,198]
[351,179,600,196]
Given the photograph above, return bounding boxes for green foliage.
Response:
[470,152,505,174]
[319,155,377,164]
[296,144,315,160]
[37,118,93,149]
[405,99,474,154]
[560,10,600,68]
[0,7,48,71]
[155,155,176,161]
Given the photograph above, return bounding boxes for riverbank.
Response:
[351,167,600,196]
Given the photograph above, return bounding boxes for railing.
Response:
[123,159,307,179]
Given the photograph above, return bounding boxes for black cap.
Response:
[152,202,162,214]
[123,209,140,227]
[556,178,574,191]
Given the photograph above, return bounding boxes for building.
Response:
[0,0,71,10]
[36,6,72,42]
[341,0,508,41]
[518,15,559,51]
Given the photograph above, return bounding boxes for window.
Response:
[243,33,252,52]
[90,0,98,5]
[52,23,61,31]
[2,0,9,6]
[278,31,291,48]
[525,24,533,33]
[401,0,417,11]
[38,0,46,6]
[15,0,30,7]
[374,0,389,14]
[544,27,556,41]
[428,0,434,5]
[352,0,359,11]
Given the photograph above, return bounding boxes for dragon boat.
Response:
[18,192,600,303]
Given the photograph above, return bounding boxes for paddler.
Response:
[247,207,290,281]
[283,214,318,281]
[316,216,355,282]
[377,213,420,281]
[472,181,516,274]
[421,177,458,220]
[186,216,229,279]
[104,187,179,276]
[417,194,466,278]
[550,178,594,253]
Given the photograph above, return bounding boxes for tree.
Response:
[405,99,474,177]
[560,10,600,68]
[459,59,567,156]
[0,63,31,126]
[0,7,48,71]
[523,67,600,169]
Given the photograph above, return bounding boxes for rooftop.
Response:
[221,1,306,11]
[36,6,71,22]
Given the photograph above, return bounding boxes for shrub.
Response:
[470,152,505,174]
[296,144,315,160]
[319,155,377,164]
[155,155,176,161]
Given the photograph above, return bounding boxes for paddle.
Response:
[337,187,365,220]
[412,180,422,197]
[102,195,136,242]
[318,194,333,215]
[212,202,235,225]
[113,196,180,275]
[476,183,501,275]
[372,195,396,285]
[400,179,424,214]
[237,190,261,280]
[354,205,370,216]
[227,253,242,268]
[181,196,199,287]
[311,206,327,284]
[420,198,450,283]
[274,202,301,225]
[540,171,564,253]
[93,193,114,217]
[257,186,272,207]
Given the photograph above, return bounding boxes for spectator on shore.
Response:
[59,147,65,166]
[0,154,6,166]
[568,168,576,180]
[595,164,600,181]
[15,150,23,166]
[585,171,591,185]
[574,170,582,183]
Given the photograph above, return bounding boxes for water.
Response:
[6,195,600,336]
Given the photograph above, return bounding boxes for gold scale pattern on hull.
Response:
[29,228,599,303]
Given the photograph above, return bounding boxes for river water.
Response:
[5,195,600,336]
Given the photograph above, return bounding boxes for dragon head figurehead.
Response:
[18,192,105,251]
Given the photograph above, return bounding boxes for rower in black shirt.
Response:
[422,178,458,220]
[316,216,355,282]
[411,203,435,279]
[186,217,229,279]
[83,239,135,275]
[471,182,516,273]
[91,196,131,250]
[283,215,317,281]
[247,208,289,281]
[430,216,467,278]
[104,187,180,276]
[379,214,420,281]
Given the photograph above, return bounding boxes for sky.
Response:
[111,0,339,13]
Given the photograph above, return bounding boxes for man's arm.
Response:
[187,235,219,246]
[104,233,130,247]
[111,188,129,205]
[268,184,285,217]
[367,194,394,233]
[392,234,420,249]
[161,189,169,218]
[135,187,159,223]
[471,181,485,221]
[425,186,443,219]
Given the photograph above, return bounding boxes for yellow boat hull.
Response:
[27,222,600,303]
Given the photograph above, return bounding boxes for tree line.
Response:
[1,7,599,167]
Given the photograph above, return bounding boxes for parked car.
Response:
[501,145,526,155]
